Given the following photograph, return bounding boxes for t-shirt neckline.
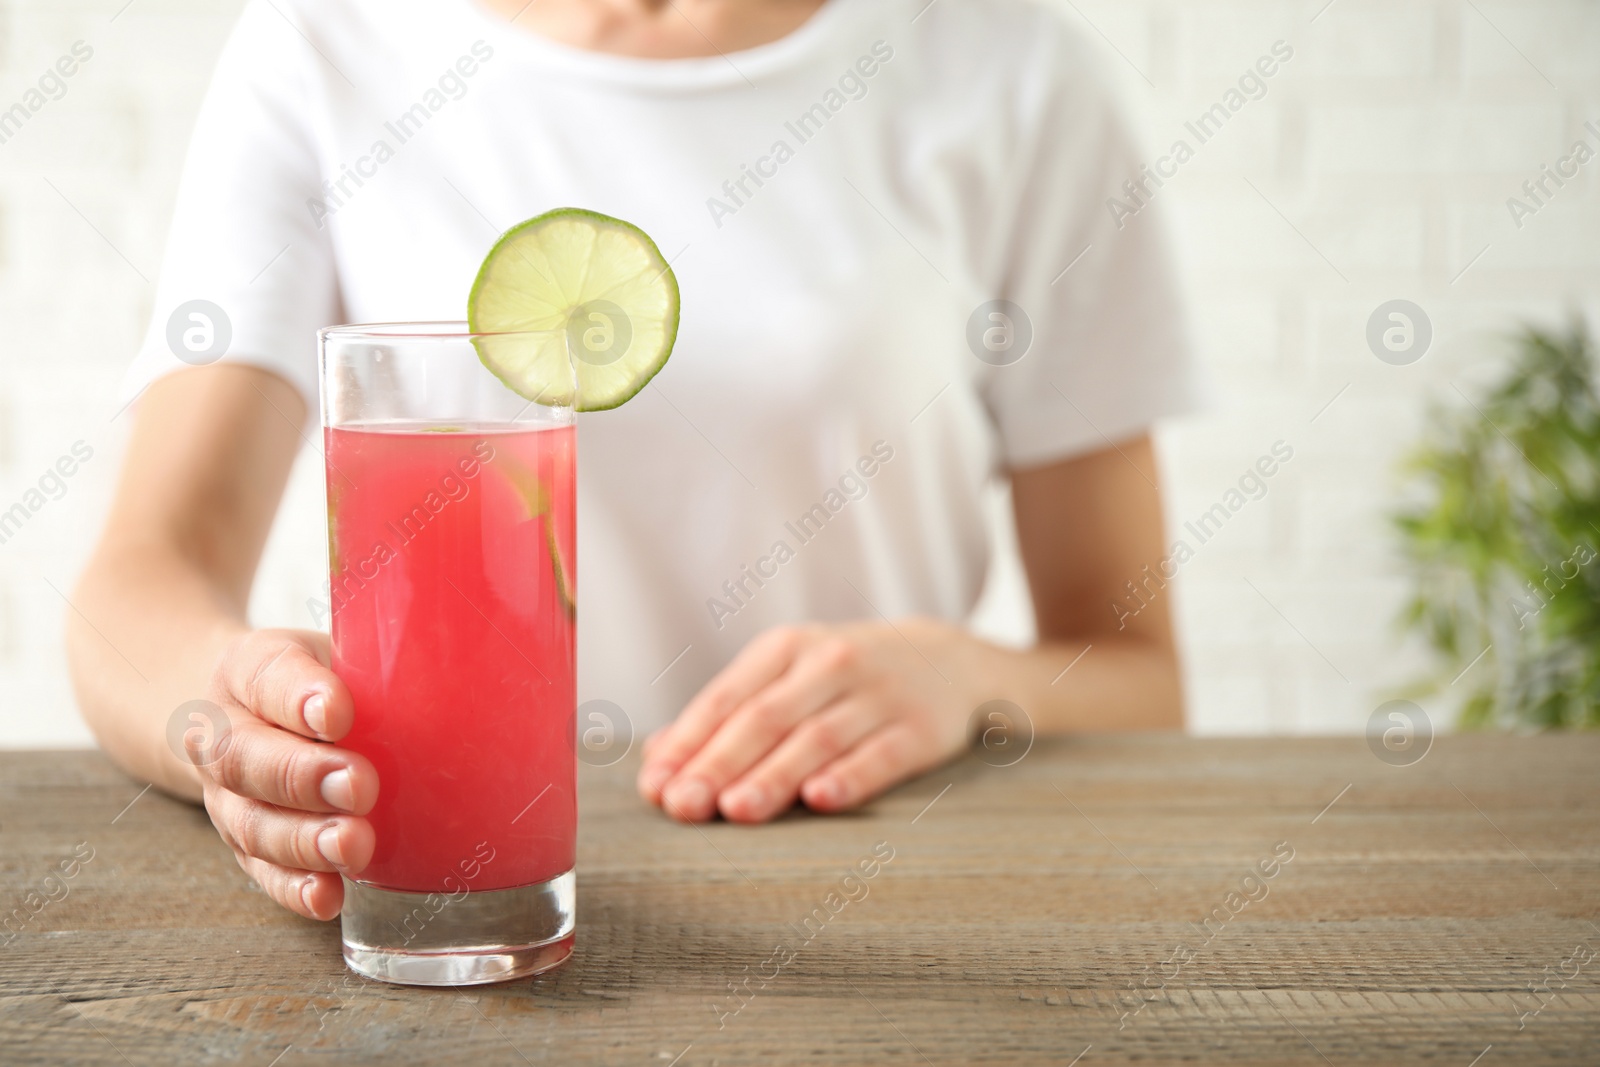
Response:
[456,0,868,91]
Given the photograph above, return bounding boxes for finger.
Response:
[205,719,378,815]
[233,849,345,921]
[641,729,667,759]
[717,697,883,823]
[638,626,806,802]
[206,788,374,875]
[660,639,860,822]
[639,728,674,768]
[800,723,937,813]
[217,630,354,741]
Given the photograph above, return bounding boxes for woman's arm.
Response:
[635,433,1181,824]
[69,365,376,919]
[70,365,299,796]
[977,431,1182,732]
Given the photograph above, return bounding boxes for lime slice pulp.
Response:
[467,208,680,411]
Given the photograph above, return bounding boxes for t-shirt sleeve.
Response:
[120,0,340,413]
[978,31,1204,470]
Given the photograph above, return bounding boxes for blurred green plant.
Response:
[1394,319,1600,729]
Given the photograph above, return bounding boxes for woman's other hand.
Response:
[636,619,979,823]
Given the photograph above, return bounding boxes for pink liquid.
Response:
[326,423,575,893]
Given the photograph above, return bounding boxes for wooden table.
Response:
[2,737,1596,1065]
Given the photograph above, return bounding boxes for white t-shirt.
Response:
[126,0,1200,733]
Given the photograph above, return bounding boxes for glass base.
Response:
[339,869,575,987]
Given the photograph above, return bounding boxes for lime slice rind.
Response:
[545,518,575,619]
[468,208,680,412]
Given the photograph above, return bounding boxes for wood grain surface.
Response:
[1,736,1597,1066]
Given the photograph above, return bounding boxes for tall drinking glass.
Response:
[318,322,577,986]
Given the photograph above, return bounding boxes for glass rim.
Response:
[319,320,566,342]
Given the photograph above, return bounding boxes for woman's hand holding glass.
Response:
[192,629,378,920]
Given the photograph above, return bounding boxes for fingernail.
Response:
[321,768,355,812]
[726,782,767,815]
[664,778,711,819]
[303,694,328,737]
[300,877,319,916]
[316,825,345,868]
[809,778,844,806]
[639,765,671,797]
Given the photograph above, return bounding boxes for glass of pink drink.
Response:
[319,322,577,986]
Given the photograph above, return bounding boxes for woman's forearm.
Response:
[959,633,1183,734]
[1001,437,1184,733]
[69,366,306,801]
[67,546,249,801]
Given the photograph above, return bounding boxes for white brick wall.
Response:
[0,0,251,746]
[1123,0,1600,734]
[0,0,1596,745]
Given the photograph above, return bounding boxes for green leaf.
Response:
[1391,318,1600,729]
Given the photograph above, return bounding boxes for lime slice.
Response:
[468,208,679,411]
[326,479,343,579]
[494,454,576,619]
